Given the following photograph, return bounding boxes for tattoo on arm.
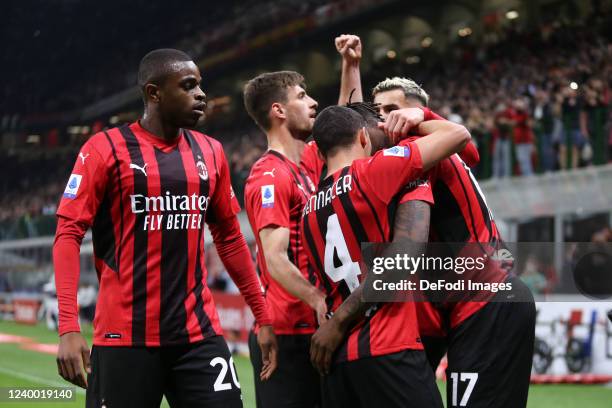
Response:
[333,200,431,330]
[393,200,431,243]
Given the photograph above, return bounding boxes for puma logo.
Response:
[129,162,148,177]
[263,168,276,177]
[79,153,89,164]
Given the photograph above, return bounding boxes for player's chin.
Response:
[183,112,204,128]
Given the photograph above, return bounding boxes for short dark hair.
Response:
[312,105,366,158]
[138,48,193,88]
[345,101,383,128]
[243,71,305,131]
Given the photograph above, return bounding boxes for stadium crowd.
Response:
[1,11,611,239]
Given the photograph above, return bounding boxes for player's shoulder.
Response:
[186,129,224,153]
[304,140,318,153]
[245,154,292,189]
[301,140,321,162]
[78,130,117,160]
[431,153,460,180]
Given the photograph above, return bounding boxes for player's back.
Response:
[302,141,425,362]
[400,152,508,331]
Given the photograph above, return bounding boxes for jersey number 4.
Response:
[324,214,361,292]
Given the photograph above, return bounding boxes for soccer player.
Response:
[372,78,536,408]
[302,104,470,407]
[373,77,480,168]
[53,49,277,408]
[242,35,362,408]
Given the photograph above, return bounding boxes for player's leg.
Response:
[421,335,448,371]
[415,301,448,371]
[321,360,357,408]
[85,346,164,408]
[324,350,443,408]
[249,333,320,408]
[247,331,264,408]
[163,335,243,408]
[445,276,536,408]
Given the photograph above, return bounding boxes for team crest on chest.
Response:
[196,155,208,181]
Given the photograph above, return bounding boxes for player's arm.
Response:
[425,108,480,166]
[208,146,277,381]
[310,200,431,374]
[54,142,107,388]
[54,217,91,389]
[413,119,470,171]
[380,107,479,166]
[336,34,363,105]
[208,216,277,380]
[259,227,327,325]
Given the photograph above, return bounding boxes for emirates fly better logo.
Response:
[130,192,210,231]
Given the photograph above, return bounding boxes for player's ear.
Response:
[144,83,161,104]
[270,102,286,122]
[358,127,370,147]
[359,127,372,156]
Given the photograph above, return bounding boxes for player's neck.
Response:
[140,114,181,141]
[266,127,305,165]
[326,146,363,175]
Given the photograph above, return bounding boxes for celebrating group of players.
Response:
[54,33,535,408]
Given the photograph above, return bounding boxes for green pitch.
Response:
[1,321,611,407]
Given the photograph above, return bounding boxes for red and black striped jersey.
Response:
[244,150,319,335]
[301,139,425,362]
[300,140,325,184]
[400,151,505,332]
[56,122,242,346]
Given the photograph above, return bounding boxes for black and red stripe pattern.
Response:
[401,152,506,330]
[64,122,228,346]
[244,149,319,335]
[301,141,425,362]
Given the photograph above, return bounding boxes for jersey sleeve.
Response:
[207,142,241,223]
[425,108,479,167]
[356,139,424,204]
[244,167,293,232]
[300,141,324,183]
[56,138,109,225]
[398,170,435,205]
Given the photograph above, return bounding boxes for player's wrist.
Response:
[306,287,325,309]
[419,106,434,121]
[331,308,351,333]
[58,325,81,337]
[342,57,361,67]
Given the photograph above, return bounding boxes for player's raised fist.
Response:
[335,34,362,63]
[377,107,425,144]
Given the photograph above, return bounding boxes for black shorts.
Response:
[444,276,536,408]
[86,335,242,408]
[321,349,443,408]
[248,331,320,408]
[421,335,448,372]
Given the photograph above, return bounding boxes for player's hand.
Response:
[377,107,425,144]
[310,290,328,327]
[335,34,362,64]
[310,318,345,376]
[257,325,278,381]
[57,332,90,389]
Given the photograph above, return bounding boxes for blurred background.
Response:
[1,0,612,404]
